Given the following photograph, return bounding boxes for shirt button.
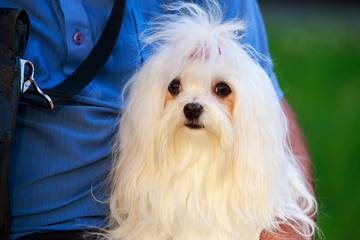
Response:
[73,32,84,45]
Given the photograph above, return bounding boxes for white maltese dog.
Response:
[106,1,317,240]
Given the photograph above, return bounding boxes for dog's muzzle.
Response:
[183,103,204,129]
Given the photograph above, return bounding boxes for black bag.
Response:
[0,8,30,239]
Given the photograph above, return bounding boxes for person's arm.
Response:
[281,98,315,193]
[259,98,316,240]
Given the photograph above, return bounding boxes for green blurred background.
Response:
[259,1,360,239]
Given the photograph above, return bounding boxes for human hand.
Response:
[259,224,308,240]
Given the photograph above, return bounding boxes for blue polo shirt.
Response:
[1,0,283,239]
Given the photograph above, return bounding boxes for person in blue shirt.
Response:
[1,0,315,239]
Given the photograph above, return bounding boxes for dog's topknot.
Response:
[142,0,247,62]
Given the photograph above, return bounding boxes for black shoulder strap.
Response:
[20,0,126,109]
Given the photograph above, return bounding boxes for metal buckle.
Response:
[20,59,54,109]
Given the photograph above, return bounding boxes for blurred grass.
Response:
[261,3,360,239]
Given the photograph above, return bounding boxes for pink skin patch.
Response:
[189,44,222,59]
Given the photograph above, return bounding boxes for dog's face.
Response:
[162,59,235,138]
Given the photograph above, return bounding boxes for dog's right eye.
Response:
[168,79,182,96]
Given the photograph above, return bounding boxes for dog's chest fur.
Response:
[136,128,262,240]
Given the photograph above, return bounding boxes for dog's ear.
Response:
[110,58,168,228]
[112,57,165,176]
[227,58,285,224]
[228,55,316,233]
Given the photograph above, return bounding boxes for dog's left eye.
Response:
[168,79,182,96]
[214,82,231,97]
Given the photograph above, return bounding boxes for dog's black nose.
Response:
[183,103,203,120]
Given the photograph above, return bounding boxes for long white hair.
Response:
[105,1,317,239]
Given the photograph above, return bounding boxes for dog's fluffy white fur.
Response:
[106,1,317,239]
